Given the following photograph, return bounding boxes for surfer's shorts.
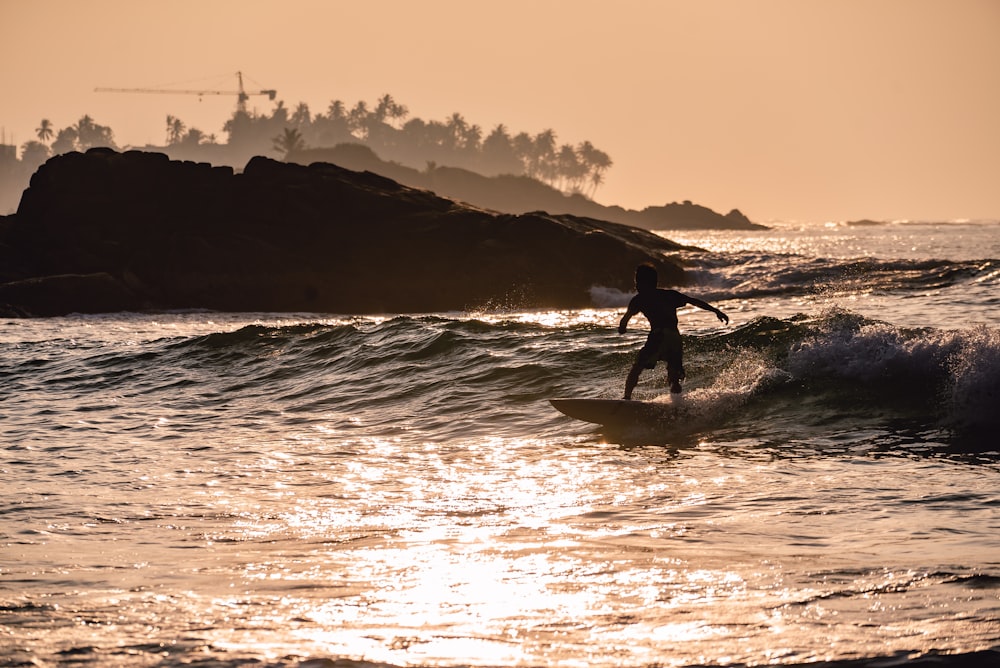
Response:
[637,328,684,378]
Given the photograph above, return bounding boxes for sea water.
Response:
[2,220,999,666]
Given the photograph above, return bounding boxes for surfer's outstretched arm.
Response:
[685,296,729,325]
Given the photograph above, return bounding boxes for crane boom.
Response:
[95,72,276,113]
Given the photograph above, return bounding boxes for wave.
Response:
[164,312,1000,446]
[590,251,999,306]
[680,310,1000,445]
[682,252,1000,301]
[4,311,997,451]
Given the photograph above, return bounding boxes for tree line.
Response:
[16,93,613,197]
[18,116,116,170]
[234,94,613,197]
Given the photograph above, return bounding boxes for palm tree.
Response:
[579,143,612,196]
[512,132,535,176]
[373,94,393,124]
[484,123,510,145]
[445,112,468,150]
[327,99,347,121]
[348,101,370,138]
[374,94,408,128]
[557,144,586,192]
[51,127,78,154]
[482,124,520,175]
[35,119,54,143]
[313,100,351,145]
[273,127,306,157]
[588,170,606,197]
[291,102,311,127]
[166,115,186,144]
[75,115,114,149]
[424,119,451,150]
[388,99,408,127]
[460,124,482,153]
[270,100,289,124]
[182,128,207,146]
[75,115,95,135]
[532,129,558,184]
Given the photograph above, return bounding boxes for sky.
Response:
[2,0,999,223]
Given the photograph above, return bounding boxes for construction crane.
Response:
[95,71,276,113]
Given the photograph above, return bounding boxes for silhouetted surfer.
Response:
[619,263,729,399]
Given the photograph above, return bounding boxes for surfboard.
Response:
[549,398,677,427]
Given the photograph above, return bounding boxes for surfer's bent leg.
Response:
[637,330,663,370]
[625,331,664,399]
[623,362,642,400]
[665,330,684,393]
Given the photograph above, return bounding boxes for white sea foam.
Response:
[588,284,631,307]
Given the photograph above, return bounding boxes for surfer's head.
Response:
[635,263,658,292]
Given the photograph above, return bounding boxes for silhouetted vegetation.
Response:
[16,115,117,172]
[272,127,305,158]
[219,92,614,197]
[286,144,762,232]
[1,115,120,213]
[0,100,757,229]
[3,94,615,213]
[3,90,762,233]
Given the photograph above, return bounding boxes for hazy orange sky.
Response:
[2,0,998,223]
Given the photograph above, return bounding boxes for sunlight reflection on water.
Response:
[665,220,1000,262]
[3,229,999,667]
[146,434,996,667]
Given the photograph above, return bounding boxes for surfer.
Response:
[619,263,728,399]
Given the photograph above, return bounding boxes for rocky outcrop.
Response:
[0,148,697,316]
[288,144,766,231]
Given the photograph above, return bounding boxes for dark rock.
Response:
[632,200,760,230]
[0,272,141,316]
[288,145,767,231]
[1,148,698,316]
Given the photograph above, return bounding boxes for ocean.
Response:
[2,220,999,667]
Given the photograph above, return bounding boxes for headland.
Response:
[0,149,699,317]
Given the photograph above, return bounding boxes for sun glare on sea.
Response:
[198,432,777,666]
[474,308,618,329]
